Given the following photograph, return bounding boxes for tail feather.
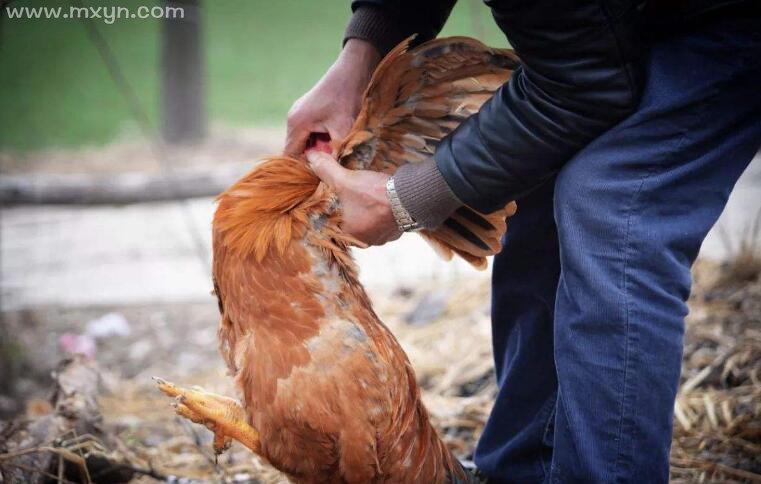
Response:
[337,36,520,268]
[422,202,517,269]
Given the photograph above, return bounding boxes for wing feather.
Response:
[337,36,520,268]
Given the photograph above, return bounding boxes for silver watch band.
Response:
[386,176,420,232]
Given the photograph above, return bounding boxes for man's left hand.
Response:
[306,150,402,247]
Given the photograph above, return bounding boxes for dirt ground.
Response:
[1,257,759,483]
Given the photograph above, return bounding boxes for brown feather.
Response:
[338,36,520,269]
[210,36,521,483]
[213,156,463,482]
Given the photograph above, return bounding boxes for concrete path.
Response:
[0,200,480,310]
[2,154,759,311]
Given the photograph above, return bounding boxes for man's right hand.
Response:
[284,39,382,156]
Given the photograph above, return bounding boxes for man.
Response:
[285,1,760,482]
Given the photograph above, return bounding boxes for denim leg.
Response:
[476,178,561,483]
[550,14,761,483]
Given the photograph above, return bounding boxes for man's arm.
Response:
[395,0,645,224]
[284,38,380,155]
[284,0,457,156]
[344,0,457,56]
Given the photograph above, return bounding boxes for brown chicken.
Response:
[156,37,518,483]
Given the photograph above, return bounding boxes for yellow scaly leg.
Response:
[154,377,261,455]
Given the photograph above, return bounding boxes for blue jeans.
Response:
[475,11,761,483]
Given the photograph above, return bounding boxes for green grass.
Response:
[0,0,504,151]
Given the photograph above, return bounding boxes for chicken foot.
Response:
[153,377,261,455]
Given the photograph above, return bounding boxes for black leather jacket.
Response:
[346,0,750,212]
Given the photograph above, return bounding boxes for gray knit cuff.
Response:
[343,5,407,57]
[393,160,463,229]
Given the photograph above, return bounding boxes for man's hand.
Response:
[285,39,381,156]
[306,150,401,247]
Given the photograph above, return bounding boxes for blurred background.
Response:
[1,1,759,483]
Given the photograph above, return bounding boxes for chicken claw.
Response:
[153,377,260,455]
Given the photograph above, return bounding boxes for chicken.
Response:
[156,37,518,483]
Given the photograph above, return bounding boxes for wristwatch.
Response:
[386,176,420,232]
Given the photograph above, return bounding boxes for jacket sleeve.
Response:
[344,0,457,56]
[432,0,645,214]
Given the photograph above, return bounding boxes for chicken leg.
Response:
[153,377,260,455]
